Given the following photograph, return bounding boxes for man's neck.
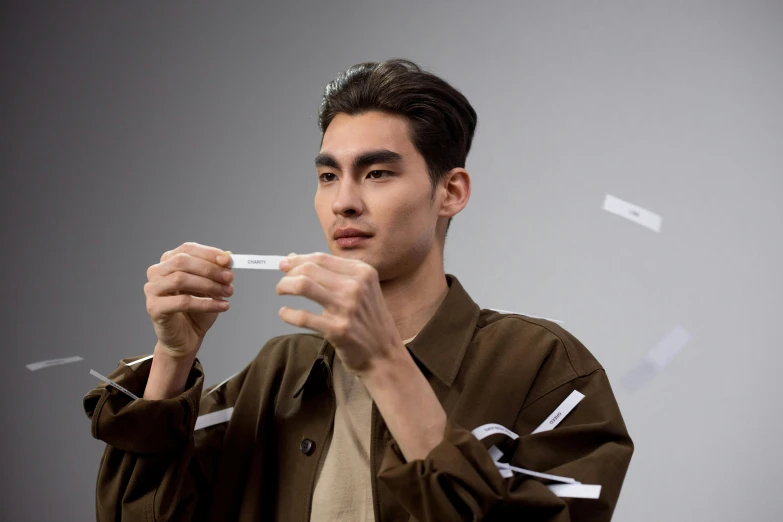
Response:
[380,253,449,342]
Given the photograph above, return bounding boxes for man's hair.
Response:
[318,58,478,233]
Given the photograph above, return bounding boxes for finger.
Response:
[146,271,234,300]
[284,260,344,292]
[160,242,233,267]
[148,294,230,317]
[151,251,234,284]
[276,274,333,308]
[281,252,358,275]
[278,306,329,333]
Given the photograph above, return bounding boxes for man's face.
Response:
[314,111,440,280]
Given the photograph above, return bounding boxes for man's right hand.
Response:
[145,242,235,359]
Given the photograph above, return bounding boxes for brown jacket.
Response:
[83,274,633,521]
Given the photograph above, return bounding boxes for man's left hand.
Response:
[276,253,404,375]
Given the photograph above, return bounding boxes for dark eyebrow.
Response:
[314,149,404,171]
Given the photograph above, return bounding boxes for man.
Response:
[84,58,633,521]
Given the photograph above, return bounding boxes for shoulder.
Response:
[473,309,603,404]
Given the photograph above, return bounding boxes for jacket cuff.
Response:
[377,418,506,519]
[82,355,204,455]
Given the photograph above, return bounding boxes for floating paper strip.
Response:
[125,354,153,366]
[195,407,234,431]
[27,356,83,371]
[89,369,139,400]
[624,326,691,392]
[645,326,690,369]
[603,194,662,232]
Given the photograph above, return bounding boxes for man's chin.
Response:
[333,249,368,262]
[331,248,380,269]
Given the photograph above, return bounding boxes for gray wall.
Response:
[2,1,781,520]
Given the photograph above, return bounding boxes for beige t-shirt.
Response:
[310,337,415,522]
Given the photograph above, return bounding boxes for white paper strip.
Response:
[488,445,514,477]
[228,254,285,270]
[644,326,690,369]
[26,356,84,371]
[195,407,234,431]
[472,423,520,441]
[89,369,140,400]
[488,445,504,461]
[495,462,579,484]
[547,484,602,499]
[602,194,662,232]
[490,308,564,325]
[473,425,519,480]
[125,354,153,366]
[622,360,657,391]
[205,371,240,396]
[532,390,585,434]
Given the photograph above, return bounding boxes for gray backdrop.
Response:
[2,1,781,521]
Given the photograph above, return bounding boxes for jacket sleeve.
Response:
[376,368,633,521]
[83,355,244,522]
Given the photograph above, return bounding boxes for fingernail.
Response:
[218,251,233,266]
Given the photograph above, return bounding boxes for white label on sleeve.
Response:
[229,254,285,270]
[125,354,154,366]
[489,308,565,325]
[603,194,662,232]
[195,407,234,431]
[89,369,140,400]
[27,356,84,371]
[495,462,579,484]
[644,326,690,369]
[547,483,602,499]
[471,423,519,441]
[532,390,585,434]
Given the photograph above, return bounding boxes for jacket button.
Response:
[300,438,315,456]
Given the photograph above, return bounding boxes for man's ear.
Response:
[438,168,471,219]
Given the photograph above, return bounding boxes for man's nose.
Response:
[332,179,364,216]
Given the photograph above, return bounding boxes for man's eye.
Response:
[367,170,390,179]
[319,173,337,182]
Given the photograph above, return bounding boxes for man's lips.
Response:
[333,227,373,240]
[333,228,373,248]
[335,236,370,248]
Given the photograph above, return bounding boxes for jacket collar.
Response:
[404,274,480,386]
[293,273,479,397]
